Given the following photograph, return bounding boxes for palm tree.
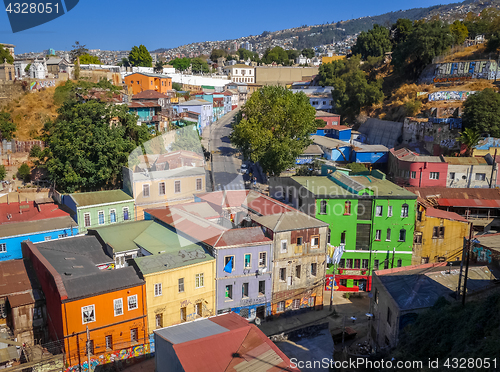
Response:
[457,128,481,157]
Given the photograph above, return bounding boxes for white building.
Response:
[223,64,255,84]
[291,86,334,112]
[29,58,47,79]
[296,55,311,65]
[14,60,30,79]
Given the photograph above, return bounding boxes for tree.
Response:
[191,57,209,73]
[172,82,183,91]
[262,47,289,65]
[344,162,367,173]
[450,20,468,45]
[457,128,481,157]
[352,24,392,60]
[0,44,14,64]
[318,56,384,123]
[171,57,191,71]
[78,53,101,64]
[295,159,324,176]
[230,86,319,176]
[391,18,413,46]
[0,111,17,140]
[154,60,164,73]
[0,165,5,181]
[40,100,151,193]
[17,163,31,183]
[69,41,88,63]
[301,48,315,58]
[237,48,253,61]
[462,88,500,137]
[24,63,31,72]
[210,49,227,61]
[286,49,301,62]
[128,45,153,67]
[170,125,202,153]
[119,57,130,67]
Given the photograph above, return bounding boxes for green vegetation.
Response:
[53,79,122,106]
[301,48,315,59]
[172,82,183,91]
[318,55,383,123]
[78,53,101,64]
[69,41,88,63]
[170,57,191,71]
[0,111,17,140]
[457,128,481,157]
[344,162,367,173]
[295,159,324,176]
[262,46,290,65]
[450,20,468,45]
[24,63,31,73]
[230,86,319,176]
[351,24,392,59]
[17,163,31,183]
[191,57,210,73]
[0,44,14,64]
[154,60,164,73]
[210,49,227,61]
[463,88,500,137]
[170,125,202,152]
[0,165,6,181]
[128,45,153,67]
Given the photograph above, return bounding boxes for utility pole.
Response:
[489,148,497,188]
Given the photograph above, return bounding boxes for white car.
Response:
[239,164,248,174]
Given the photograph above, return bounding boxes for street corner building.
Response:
[153,312,300,372]
[21,235,149,371]
[270,165,417,292]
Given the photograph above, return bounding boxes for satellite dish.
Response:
[255,317,261,325]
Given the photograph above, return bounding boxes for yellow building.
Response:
[413,202,470,265]
[122,224,217,334]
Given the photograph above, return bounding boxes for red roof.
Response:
[132,90,169,100]
[0,201,69,224]
[213,97,223,102]
[318,123,346,130]
[436,198,500,208]
[247,195,295,216]
[425,207,468,222]
[127,101,161,108]
[223,91,232,96]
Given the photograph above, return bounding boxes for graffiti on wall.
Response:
[427,60,500,83]
[427,91,476,101]
[65,343,151,372]
[440,138,456,148]
[30,79,56,91]
[472,245,493,264]
[97,263,115,270]
[429,117,462,129]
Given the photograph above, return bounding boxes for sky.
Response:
[1,0,460,54]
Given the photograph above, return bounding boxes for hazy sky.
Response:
[1,0,459,54]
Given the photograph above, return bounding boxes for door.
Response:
[256,306,265,319]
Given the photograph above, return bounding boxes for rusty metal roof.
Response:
[444,157,487,165]
[424,207,468,222]
[406,187,500,200]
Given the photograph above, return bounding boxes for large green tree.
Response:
[79,53,101,64]
[457,128,481,157]
[0,45,14,64]
[128,45,153,67]
[171,57,191,71]
[462,88,500,137]
[39,100,151,193]
[237,48,254,61]
[69,41,88,63]
[210,49,227,61]
[318,56,384,123]
[262,47,289,65]
[450,20,468,45]
[351,24,392,60]
[17,163,31,183]
[391,18,413,46]
[0,111,16,140]
[191,57,209,73]
[301,48,315,59]
[230,86,319,176]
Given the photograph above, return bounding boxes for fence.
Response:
[0,139,45,154]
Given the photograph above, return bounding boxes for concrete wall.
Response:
[255,67,319,86]
[447,163,495,188]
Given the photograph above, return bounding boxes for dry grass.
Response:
[2,87,59,140]
[437,44,490,63]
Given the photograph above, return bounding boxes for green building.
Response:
[63,190,136,233]
[269,166,417,292]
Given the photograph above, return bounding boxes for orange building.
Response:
[125,72,172,95]
[23,236,148,371]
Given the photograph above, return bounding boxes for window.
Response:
[387,307,392,325]
[281,240,287,253]
[123,207,129,221]
[158,182,166,195]
[340,232,346,245]
[320,200,327,214]
[127,295,137,311]
[242,282,249,297]
[87,339,94,355]
[339,259,345,268]
[414,233,422,244]
[105,335,112,350]
[154,283,162,297]
[388,206,393,217]
[433,226,445,238]
[195,273,204,288]
[277,301,285,312]
[475,173,486,181]
[244,254,251,269]
[178,278,184,293]
[375,230,381,241]
[296,236,303,246]
[311,236,319,247]
[397,259,402,267]
[98,211,105,225]
[143,184,150,197]
[58,234,67,238]
[259,280,265,295]
[259,252,266,266]
[295,265,301,278]
[44,236,52,241]
[180,307,187,322]
[113,299,123,316]
[354,259,360,269]
[344,201,351,215]
[174,180,181,193]
[410,171,416,179]
[155,314,163,329]
[196,302,202,317]
[429,172,440,180]
[279,268,286,281]
[225,285,233,299]
[339,279,347,286]
[196,178,203,191]
[374,260,379,270]
[108,209,116,223]
[82,305,95,324]
[384,260,389,269]
[357,200,372,220]
[345,259,353,268]
[362,259,368,269]
[224,256,235,271]
[450,172,455,180]
[311,263,317,276]
[417,210,422,222]
[292,299,300,310]
[399,229,406,242]
[375,205,383,217]
[401,204,409,218]
[84,213,91,227]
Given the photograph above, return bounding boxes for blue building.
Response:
[312,135,388,164]
[128,101,162,132]
[0,216,78,262]
[312,135,352,162]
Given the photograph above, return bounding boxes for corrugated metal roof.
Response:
[134,246,213,275]
[252,212,328,232]
[133,90,169,99]
[0,260,34,297]
[476,233,500,250]
[425,207,468,222]
[90,220,153,253]
[311,135,349,149]
[0,201,69,224]
[358,118,403,148]
[0,215,76,238]
[444,157,487,165]
[315,111,340,118]
[69,190,133,207]
[215,227,271,247]
[302,144,324,156]
[155,318,229,344]
[406,187,500,201]
[437,199,500,208]
[8,292,34,307]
